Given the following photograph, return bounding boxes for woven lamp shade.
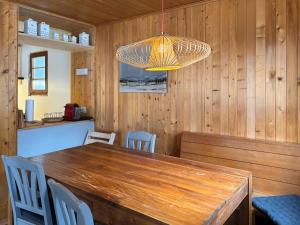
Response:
[116,34,211,71]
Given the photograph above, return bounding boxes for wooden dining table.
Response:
[31,143,252,225]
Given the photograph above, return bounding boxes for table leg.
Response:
[237,194,250,225]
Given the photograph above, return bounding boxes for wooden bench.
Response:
[180,132,300,224]
[180,132,300,196]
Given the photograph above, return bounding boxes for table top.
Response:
[31,143,251,225]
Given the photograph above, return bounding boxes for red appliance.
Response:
[64,104,80,121]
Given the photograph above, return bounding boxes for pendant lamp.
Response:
[116,0,211,71]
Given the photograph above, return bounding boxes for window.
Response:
[29,51,48,95]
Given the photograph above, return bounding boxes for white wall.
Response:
[18,45,71,120]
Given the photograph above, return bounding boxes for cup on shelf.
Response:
[62,34,69,42]
[79,32,90,46]
[24,18,37,36]
[53,32,60,41]
[38,22,50,38]
[69,35,77,44]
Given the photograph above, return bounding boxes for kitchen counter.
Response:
[19,120,92,131]
[18,120,94,157]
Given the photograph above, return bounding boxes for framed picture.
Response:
[119,63,167,93]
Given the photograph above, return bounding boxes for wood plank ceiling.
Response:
[8,0,204,25]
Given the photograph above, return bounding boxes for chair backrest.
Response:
[47,179,94,225]
[84,131,116,145]
[125,131,156,153]
[1,155,53,225]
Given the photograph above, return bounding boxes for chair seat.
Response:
[252,195,300,225]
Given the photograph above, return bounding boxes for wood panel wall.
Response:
[0,1,18,220]
[71,51,96,117]
[71,0,300,155]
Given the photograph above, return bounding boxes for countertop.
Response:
[19,119,94,131]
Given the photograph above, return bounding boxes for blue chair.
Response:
[253,195,300,225]
[1,155,53,225]
[125,131,156,153]
[47,179,94,225]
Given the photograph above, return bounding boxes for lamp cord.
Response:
[161,0,165,34]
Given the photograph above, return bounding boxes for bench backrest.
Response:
[180,132,300,196]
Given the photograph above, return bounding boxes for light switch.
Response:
[76,68,89,76]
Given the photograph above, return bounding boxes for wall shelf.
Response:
[18,32,94,52]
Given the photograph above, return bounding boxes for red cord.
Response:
[161,0,164,34]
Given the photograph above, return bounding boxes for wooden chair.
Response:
[125,131,156,153]
[84,131,116,145]
[1,155,53,225]
[47,179,94,225]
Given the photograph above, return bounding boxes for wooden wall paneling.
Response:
[0,1,18,221]
[204,2,213,133]
[211,1,221,135]
[189,4,205,134]
[286,0,298,142]
[265,0,276,140]
[175,9,185,139]
[96,24,111,130]
[134,18,142,135]
[112,22,122,134]
[71,50,95,117]
[93,0,300,155]
[96,25,103,130]
[109,24,115,131]
[220,0,230,135]
[124,20,133,135]
[156,13,169,153]
[236,0,247,137]
[152,20,168,151]
[100,24,109,130]
[160,14,171,153]
[0,3,9,220]
[198,6,206,136]
[129,21,135,138]
[246,0,256,138]
[8,0,18,169]
[228,0,238,136]
[276,0,287,142]
[167,10,180,156]
[183,8,192,133]
[163,12,173,153]
[255,0,266,139]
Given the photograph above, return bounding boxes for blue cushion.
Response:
[253,195,300,225]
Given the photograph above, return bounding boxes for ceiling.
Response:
[9,0,202,25]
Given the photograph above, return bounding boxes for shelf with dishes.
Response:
[18,32,95,52]
[18,7,95,52]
